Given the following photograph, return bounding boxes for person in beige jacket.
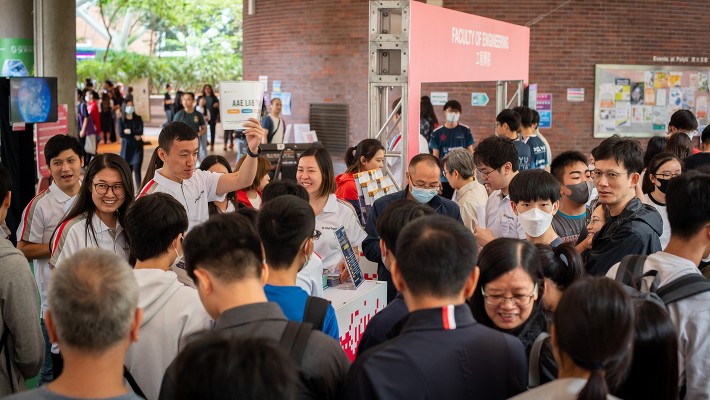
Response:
[442,148,488,233]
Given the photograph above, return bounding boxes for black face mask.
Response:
[565,181,592,205]
[656,178,671,194]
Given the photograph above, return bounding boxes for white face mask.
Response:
[446,112,460,123]
[517,208,554,238]
[171,243,184,270]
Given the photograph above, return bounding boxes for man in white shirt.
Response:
[473,135,526,247]
[606,171,710,399]
[139,119,264,231]
[16,135,82,384]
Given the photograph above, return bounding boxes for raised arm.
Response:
[216,118,265,195]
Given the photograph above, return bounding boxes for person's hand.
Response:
[79,129,86,138]
[213,101,219,109]
[582,234,594,250]
[135,135,143,142]
[474,226,495,247]
[338,259,351,283]
[243,118,265,152]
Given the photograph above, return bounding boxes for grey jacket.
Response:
[0,236,44,396]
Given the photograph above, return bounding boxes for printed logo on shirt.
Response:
[195,190,204,203]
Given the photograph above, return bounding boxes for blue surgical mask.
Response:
[411,186,438,204]
[125,106,134,114]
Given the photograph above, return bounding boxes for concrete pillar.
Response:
[35,0,77,135]
[0,1,33,38]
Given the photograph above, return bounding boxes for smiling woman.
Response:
[470,238,559,387]
[49,153,135,269]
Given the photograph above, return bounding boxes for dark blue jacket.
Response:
[363,187,462,302]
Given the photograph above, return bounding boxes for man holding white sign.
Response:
[139,119,264,231]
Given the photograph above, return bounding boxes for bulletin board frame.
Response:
[594,64,710,138]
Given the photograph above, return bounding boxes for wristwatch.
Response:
[246,146,262,158]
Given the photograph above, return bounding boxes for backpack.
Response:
[614,254,710,306]
[0,322,15,394]
[302,296,331,332]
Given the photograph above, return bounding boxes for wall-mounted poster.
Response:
[594,65,710,138]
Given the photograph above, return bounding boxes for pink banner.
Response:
[406,2,530,162]
[36,104,69,178]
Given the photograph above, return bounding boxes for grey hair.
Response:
[442,148,475,179]
[48,248,138,352]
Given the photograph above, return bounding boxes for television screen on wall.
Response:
[9,77,58,123]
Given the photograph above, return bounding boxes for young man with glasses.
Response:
[585,135,662,276]
[473,136,526,247]
[363,154,462,302]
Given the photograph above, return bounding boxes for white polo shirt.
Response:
[314,194,367,275]
[297,252,324,298]
[16,182,77,317]
[139,168,225,232]
[485,189,525,240]
[49,213,129,268]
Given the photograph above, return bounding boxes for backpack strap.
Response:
[303,296,330,332]
[615,254,648,288]
[527,332,551,388]
[279,321,313,365]
[123,365,146,399]
[657,274,710,305]
[1,323,14,394]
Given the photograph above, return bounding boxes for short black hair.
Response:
[408,153,440,172]
[166,83,171,89]
[512,106,534,128]
[44,135,83,166]
[531,109,540,126]
[643,136,669,168]
[666,170,710,239]
[443,100,462,113]
[550,151,589,182]
[257,195,315,270]
[0,163,11,204]
[235,207,259,226]
[183,92,195,100]
[474,135,520,172]
[376,199,435,257]
[262,180,309,203]
[174,334,298,400]
[702,125,710,144]
[496,109,521,132]
[592,135,644,174]
[159,122,198,153]
[125,193,188,262]
[509,169,561,203]
[668,109,697,132]
[395,215,477,297]
[183,213,263,283]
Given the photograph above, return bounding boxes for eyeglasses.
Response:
[482,283,538,306]
[592,170,629,182]
[409,176,439,190]
[442,169,451,177]
[653,172,680,180]
[93,183,125,196]
[477,167,499,178]
[589,217,606,227]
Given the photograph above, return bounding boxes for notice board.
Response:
[594,64,710,138]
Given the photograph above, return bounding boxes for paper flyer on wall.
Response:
[654,72,668,89]
[631,106,644,123]
[697,96,708,119]
[669,88,683,113]
[281,92,292,116]
[669,72,682,87]
[690,73,700,90]
[700,73,709,92]
[630,83,644,104]
[615,102,631,127]
[644,88,656,106]
[656,89,668,106]
[652,106,667,131]
[643,106,653,123]
[615,78,631,101]
[644,71,655,88]
[682,88,695,110]
[599,108,616,132]
[599,83,615,108]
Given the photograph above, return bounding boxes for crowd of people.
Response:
[2,99,710,400]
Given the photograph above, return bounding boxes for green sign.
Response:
[0,38,33,76]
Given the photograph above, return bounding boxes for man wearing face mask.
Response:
[509,169,563,247]
[258,195,340,340]
[123,193,212,400]
[363,154,462,302]
[119,100,144,189]
[429,100,475,199]
[549,151,594,244]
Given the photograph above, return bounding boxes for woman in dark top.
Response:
[470,238,558,387]
[201,84,220,151]
[100,92,114,144]
[118,100,144,189]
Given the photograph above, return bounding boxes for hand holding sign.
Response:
[242,118,265,153]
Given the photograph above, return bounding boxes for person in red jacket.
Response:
[335,139,385,217]
[235,155,271,209]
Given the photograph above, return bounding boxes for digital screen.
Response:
[9,77,58,123]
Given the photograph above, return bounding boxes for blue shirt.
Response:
[429,125,475,182]
[524,135,548,169]
[264,284,340,340]
[513,138,532,171]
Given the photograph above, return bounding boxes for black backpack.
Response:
[614,254,710,306]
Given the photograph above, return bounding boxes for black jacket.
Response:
[585,197,662,276]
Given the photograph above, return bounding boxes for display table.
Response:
[323,280,387,360]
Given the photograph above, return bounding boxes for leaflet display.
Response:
[335,227,364,289]
[594,64,710,138]
[354,168,397,225]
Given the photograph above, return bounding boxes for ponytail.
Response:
[344,146,358,172]
[344,139,385,174]
[577,367,608,400]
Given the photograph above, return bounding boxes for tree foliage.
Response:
[78,0,243,92]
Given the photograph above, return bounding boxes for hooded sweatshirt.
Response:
[0,237,44,396]
[124,269,212,400]
[585,196,663,276]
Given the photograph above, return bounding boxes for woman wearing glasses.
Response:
[642,153,682,249]
[578,202,609,262]
[470,238,558,387]
[50,154,135,268]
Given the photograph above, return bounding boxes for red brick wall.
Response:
[243,0,710,155]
